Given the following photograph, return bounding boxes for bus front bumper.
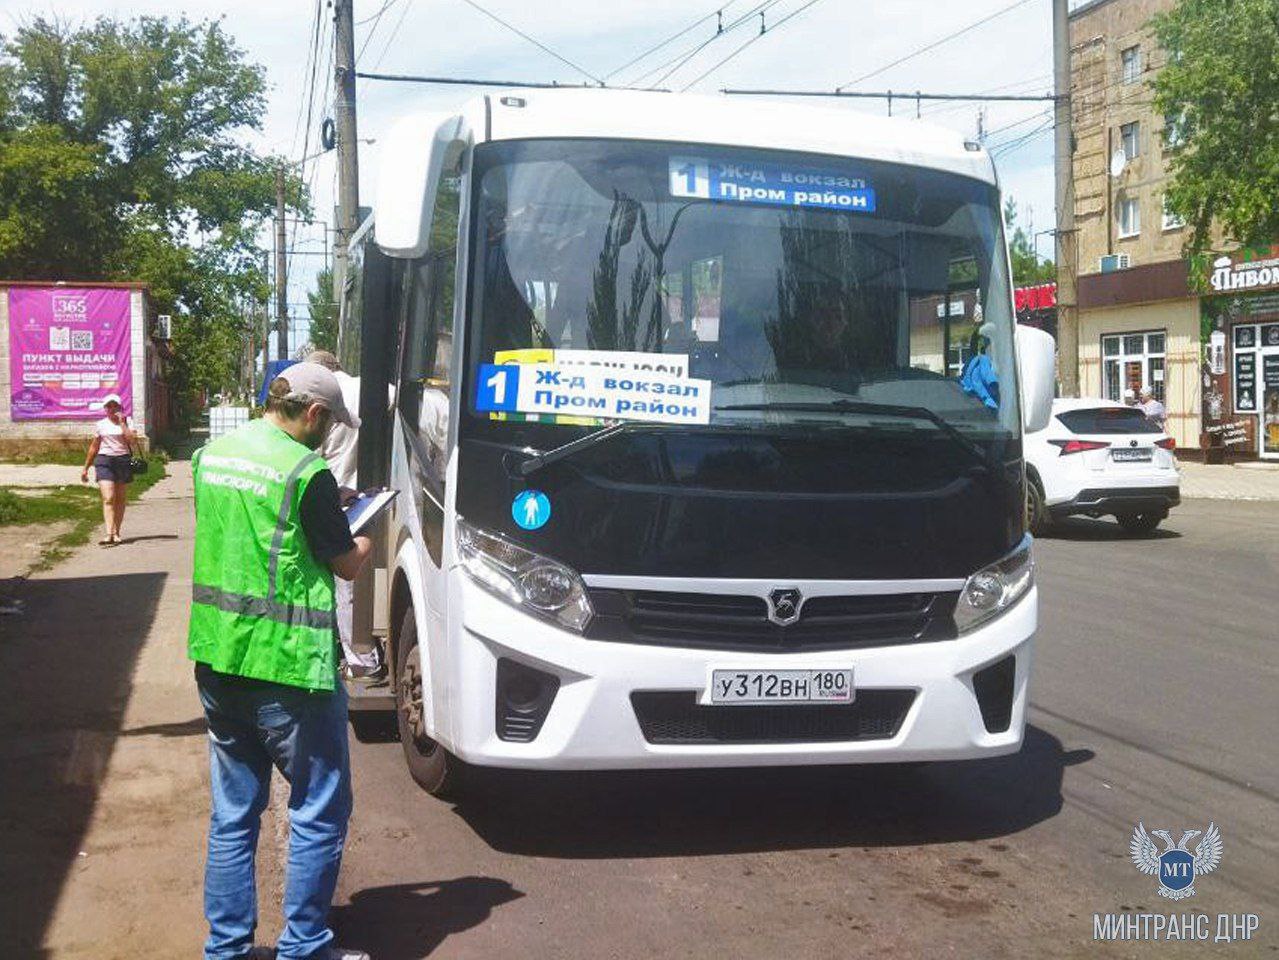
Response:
[438,575,1036,770]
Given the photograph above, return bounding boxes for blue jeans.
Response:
[196,663,352,960]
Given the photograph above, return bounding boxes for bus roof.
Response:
[482,89,995,184]
[372,89,998,257]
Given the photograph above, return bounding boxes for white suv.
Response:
[1025,398,1180,535]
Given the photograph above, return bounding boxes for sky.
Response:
[3,0,1061,354]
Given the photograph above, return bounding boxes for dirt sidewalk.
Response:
[0,460,290,959]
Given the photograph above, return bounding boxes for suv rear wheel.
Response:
[1027,478,1051,536]
[394,606,469,798]
[1116,512,1162,535]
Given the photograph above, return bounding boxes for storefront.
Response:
[1200,245,1279,461]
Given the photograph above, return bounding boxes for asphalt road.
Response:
[331,500,1279,959]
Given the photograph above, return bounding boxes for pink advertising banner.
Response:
[8,287,133,420]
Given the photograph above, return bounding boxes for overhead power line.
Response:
[837,0,1036,91]
[355,71,601,89]
[990,117,1055,157]
[290,0,325,157]
[680,0,830,92]
[356,0,401,64]
[922,72,1052,118]
[983,106,1053,140]
[371,0,415,71]
[456,0,604,86]
[355,0,398,26]
[604,1,741,82]
[636,0,783,89]
[721,87,1057,102]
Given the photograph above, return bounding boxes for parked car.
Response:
[1024,398,1180,535]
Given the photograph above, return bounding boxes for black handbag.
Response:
[125,422,148,474]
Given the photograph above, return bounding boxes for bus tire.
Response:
[394,606,468,798]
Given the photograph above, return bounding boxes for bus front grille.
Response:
[585,588,958,652]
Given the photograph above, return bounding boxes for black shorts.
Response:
[93,453,133,484]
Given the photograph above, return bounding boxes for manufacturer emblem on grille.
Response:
[767,588,803,626]
[1130,439,1139,447]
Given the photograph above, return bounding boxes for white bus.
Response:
[339,88,1055,795]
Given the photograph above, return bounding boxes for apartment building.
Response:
[1069,0,1279,460]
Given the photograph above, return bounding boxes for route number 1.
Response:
[475,363,520,412]
[486,368,507,404]
[669,157,709,199]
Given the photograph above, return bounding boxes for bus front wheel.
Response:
[394,606,468,798]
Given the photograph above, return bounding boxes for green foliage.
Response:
[0,15,303,409]
[308,267,338,353]
[1004,196,1055,286]
[1153,0,1279,257]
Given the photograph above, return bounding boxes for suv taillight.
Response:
[1049,439,1110,456]
[1155,437,1176,450]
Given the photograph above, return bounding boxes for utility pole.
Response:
[1053,0,1079,396]
[332,0,360,302]
[260,306,270,372]
[275,165,289,361]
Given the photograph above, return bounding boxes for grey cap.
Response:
[277,362,359,427]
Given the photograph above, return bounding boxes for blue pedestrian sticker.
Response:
[512,490,551,530]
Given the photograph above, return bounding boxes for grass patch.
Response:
[1,441,174,466]
[0,486,99,524]
[1,462,170,572]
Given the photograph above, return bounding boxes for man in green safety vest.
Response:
[190,362,372,960]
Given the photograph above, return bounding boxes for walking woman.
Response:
[80,394,135,545]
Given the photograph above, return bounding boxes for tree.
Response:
[307,267,339,354]
[1004,196,1055,286]
[0,16,304,410]
[1153,0,1279,257]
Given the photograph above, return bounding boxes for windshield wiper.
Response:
[515,422,667,477]
[711,398,997,470]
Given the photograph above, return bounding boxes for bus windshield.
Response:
[466,139,1018,440]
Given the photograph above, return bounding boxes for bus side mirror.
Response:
[1016,325,1056,433]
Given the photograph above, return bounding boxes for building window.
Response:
[1163,112,1186,149]
[1102,331,1166,403]
[1120,121,1140,160]
[1121,45,1142,84]
[1118,197,1141,238]
[1162,197,1186,231]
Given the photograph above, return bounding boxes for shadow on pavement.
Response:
[120,717,207,738]
[0,572,167,957]
[1040,517,1181,541]
[451,726,1090,859]
[331,876,524,960]
[116,534,181,546]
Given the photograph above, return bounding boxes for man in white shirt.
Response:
[1138,387,1167,428]
[307,351,382,678]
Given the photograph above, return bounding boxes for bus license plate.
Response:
[710,669,854,705]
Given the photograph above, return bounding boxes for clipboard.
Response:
[344,488,398,536]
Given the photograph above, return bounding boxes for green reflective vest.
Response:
[188,418,338,691]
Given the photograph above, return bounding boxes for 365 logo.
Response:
[1130,822,1224,900]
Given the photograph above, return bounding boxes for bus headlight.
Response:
[456,519,594,632]
[954,535,1034,634]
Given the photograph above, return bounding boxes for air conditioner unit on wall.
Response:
[1099,254,1131,273]
[155,314,172,339]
